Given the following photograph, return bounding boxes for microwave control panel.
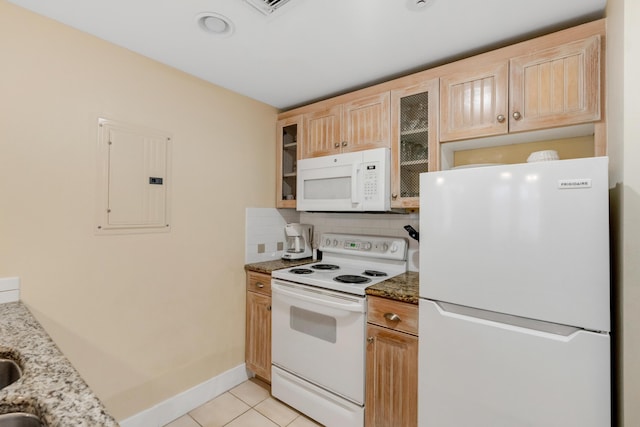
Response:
[363,162,380,201]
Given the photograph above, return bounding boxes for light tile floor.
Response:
[163,378,324,427]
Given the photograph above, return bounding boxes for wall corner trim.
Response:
[0,277,20,303]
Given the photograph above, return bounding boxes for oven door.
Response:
[271,279,366,404]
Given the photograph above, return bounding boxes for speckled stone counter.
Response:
[0,302,119,427]
[365,271,420,304]
[244,258,314,274]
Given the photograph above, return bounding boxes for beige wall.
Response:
[0,1,277,420]
[606,0,640,425]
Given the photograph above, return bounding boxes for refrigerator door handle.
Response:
[434,301,583,341]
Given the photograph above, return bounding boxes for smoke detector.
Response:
[196,12,235,37]
[244,0,293,16]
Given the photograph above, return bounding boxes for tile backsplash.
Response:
[245,208,420,270]
[245,208,300,263]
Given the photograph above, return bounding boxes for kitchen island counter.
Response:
[365,271,419,304]
[0,302,119,427]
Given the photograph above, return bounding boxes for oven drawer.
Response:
[367,296,418,336]
[247,271,271,296]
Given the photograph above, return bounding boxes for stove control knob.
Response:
[325,238,331,246]
[382,243,389,252]
[390,243,398,253]
[362,242,372,250]
[333,239,339,247]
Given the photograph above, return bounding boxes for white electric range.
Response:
[271,233,408,427]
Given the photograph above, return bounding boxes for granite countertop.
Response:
[245,260,419,304]
[365,271,419,304]
[0,302,119,427]
[244,258,314,274]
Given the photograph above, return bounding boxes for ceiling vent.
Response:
[244,0,293,16]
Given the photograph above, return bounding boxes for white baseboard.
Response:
[0,277,20,303]
[119,364,250,427]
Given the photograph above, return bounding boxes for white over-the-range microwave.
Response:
[296,147,391,212]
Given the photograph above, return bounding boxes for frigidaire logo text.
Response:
[558,178,592,189]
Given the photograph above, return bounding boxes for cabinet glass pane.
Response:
[282,124,297,200]
[400,92,429,198]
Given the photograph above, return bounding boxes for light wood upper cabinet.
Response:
[342,92,391,153]
[302,104,342,158]
[509,35,601,133]
[390,78,439,208]
[302,92,390,158]
[440,61,509,141]
[440,35,601,142]
[276,115,302,208]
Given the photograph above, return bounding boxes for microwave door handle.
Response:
[351,163,361,206]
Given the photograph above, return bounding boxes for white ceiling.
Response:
[8,0,606,110]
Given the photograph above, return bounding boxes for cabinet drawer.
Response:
[367,296,418,336]
[247,271,272,296]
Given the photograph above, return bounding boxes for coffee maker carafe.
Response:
[282,223,313,260]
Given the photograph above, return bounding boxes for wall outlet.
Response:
[257,243,265,254]
[277,241,284,251]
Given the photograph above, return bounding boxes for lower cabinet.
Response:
[245,271,272,382]
[366,296,419,427]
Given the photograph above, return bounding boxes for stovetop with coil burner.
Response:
[272,233,408,295]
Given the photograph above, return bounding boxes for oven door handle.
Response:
[272,283,366,313]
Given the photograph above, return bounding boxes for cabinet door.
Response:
[246,291,272,382]
[365,323,418,427]
[390,79,438,208]
[440,60,509,141]
[342,92,390,153]
[509,35,601,133]
[302,105,342,158]
[276,116,301,208]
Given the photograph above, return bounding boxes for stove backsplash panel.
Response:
[245,209,420,271]
[299,212,419,272]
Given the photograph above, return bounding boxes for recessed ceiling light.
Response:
[196,13,234,37]
[406,0,435,11]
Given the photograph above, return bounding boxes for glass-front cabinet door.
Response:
[390,78,439,208]
[276,115,301,208]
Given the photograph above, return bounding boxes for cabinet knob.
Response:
[392,193,398,199]
[334,142,340,148]
[512,111,522,120]
[341,141,348,147]
[384,312,401,322]
[496,114,506,123]
[255,282,265,288]
[267,305,272,311]
[367,337,374,343]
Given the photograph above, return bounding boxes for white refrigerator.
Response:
[418,157,611,427]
